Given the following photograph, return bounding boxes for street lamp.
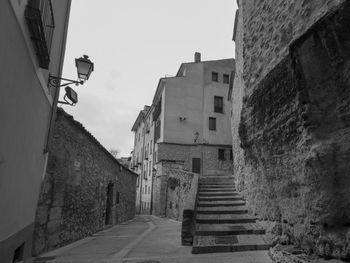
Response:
[48,55,94,105]
[75,55,94,81]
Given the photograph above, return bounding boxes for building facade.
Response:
[0,1,71,262]
[131,53,235,217]
[131,106,154,214]
[231,0,350,259]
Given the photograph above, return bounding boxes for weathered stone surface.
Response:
[232,1,350,260]
[32,109,137,256]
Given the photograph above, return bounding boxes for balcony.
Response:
[25,0,55,69]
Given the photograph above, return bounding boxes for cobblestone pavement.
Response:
[32,215,273,263]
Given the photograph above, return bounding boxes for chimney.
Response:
[194,52,201,63]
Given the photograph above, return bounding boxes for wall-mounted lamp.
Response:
[44,55,94,153]
[59,86,78,106]
[48,55,94,106]
[179,116,187,121]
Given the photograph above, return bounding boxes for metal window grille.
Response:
[218,149,225,160]
[25,0,55,69]
[223,74,230,84]
[209,117,216,131]
[212,72,219,82]
[214,96,224,113]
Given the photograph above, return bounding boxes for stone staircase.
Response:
[192,176,271,254]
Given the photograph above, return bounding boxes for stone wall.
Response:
[233,1,350,259]
[166,169,197,221]
[242,0,345,95]
[153,143,232,217]
[32,109,137,256]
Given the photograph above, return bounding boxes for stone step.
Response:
[192,235,271,254]
[199,188,236,192]
[196,216,256,224]
[197,200,246,207]
[198,192,239,196]
[195,223,266,236]
[196,208,248,215]
[197,213,255,221]
[199,184,235,189]
[197,205,247,211]
[198,196,244,202]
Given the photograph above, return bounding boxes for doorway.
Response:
[105,183,113,225]
[192,158,201,174]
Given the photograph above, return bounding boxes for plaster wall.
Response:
[203,59,234,145]
[163,64,204,144]
[0,1,71,261]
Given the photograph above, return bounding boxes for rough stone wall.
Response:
[231,6,246,192]
[233,1,350,259]
[242,0,345,95]
[33,109,137,255]
[166,169,197,221]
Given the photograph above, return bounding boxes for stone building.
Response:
[231,0,350,259]
[0,1,72,262]
[131,53,235,217]
[33,108,137,255]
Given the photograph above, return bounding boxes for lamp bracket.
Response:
[49,75,84,88]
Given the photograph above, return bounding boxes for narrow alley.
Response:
[33,216,273,263]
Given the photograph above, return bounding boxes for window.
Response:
[25,0,55,69]
[209,117,216,131]
[212,72,218,82]
[214,96,224,113]
[149,161,152,176]
[148,186,151,194]
[218,149,225,160]
[116,192,120,204]
[230,149,233,160]
[155,120,161,141]
[223,74,230,84]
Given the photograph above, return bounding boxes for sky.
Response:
[62,0,237,157]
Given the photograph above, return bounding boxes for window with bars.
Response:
[214,96,224,113]
[223,74,230,84]
[218,149,225,160]
[209,117,216,131]
[155,120,161,141]
[25,0,55,69]
[212,72,219,82]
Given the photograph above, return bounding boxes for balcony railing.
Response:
[25,0,55,69]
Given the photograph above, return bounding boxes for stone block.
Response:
[49,207,62,221]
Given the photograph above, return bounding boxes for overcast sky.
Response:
[61,0,237,157]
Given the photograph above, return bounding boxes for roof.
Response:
[175,58,235,77]
[56,108,138,176]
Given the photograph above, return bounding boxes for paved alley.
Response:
[33,216,273,263]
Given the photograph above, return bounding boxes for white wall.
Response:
[0,0,71,258]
